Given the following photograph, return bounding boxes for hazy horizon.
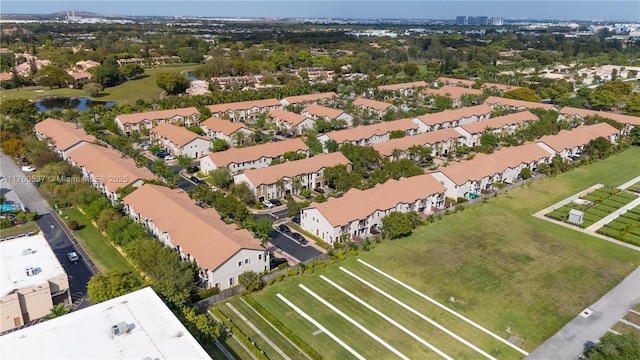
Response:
[2,1,639,21]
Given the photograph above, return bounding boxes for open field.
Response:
[62,207,136,273]
[245,147,640,358]
[1,64,200,104]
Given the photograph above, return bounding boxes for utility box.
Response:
[568,209,584,225]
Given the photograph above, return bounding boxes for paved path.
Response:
[226,302,292,360]
[617,175,640,191]
[527,266,640,360]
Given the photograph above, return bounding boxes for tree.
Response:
[180,306,221,344]
[503,88,541,102]
[119,63,144,79]
[176,155,193,170]
[92,58,121,87]
[44,303,70,319]
[209,167,233,189]
[404,63,419,77]
[83,82,103,97]
[434,95,453,110]
[87,271,145,304]
[37,65,74,89]
[520,167,532,179]
[389,130,406,139]
[629,126,640,145]
[480,132,500,148]
[212,138,229,152]
[584,136,612,159]
[229,182,253,204]
[325,139,339,153]
[238,271,263,292]
[584,333,640,360]
[381,212,414,239]
[340,143,381,172]
[156,72,190,95]
[304,132,324,155]
[248,217,273,241]
[590,89,620,110]
[187,125,205,136]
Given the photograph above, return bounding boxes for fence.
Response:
[195,286,243,309]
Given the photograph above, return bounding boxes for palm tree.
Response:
[292,176,303,194]
[45,303,70,319]
[275,178,285,198]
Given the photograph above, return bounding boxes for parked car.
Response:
[21,166,36,172]
[314,187,325,194]
[269,199,282,207]
[283,133,293,138]
[270,257,288,269]
[164,155,176,161]
[190,176,204,184]
[263,200,274,208]
[67,252,79,263]
[156,151,168,158]
[291,232,307,244]
[278,224,290,233]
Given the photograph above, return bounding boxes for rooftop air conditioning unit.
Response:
[25,267,35,276]
[22,248,34,255]
[111,321,129,336]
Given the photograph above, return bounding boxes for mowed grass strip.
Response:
[339,263,523,359]
[217,303,286,360]
[612,322,640,339]
[230,298,311,359]
[62,208,135,273]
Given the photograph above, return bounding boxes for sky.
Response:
[2,1,639,21]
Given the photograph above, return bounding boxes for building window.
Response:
[238,261,242,268]
[229,278,234,286]
[258,254,262,260]
[245,258,249,265]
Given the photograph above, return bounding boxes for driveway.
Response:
[268,229,322,262]
[0,151,51,215]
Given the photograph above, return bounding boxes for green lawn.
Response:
[61,207,136,273]
[1,64,200,104]
[249,147,640,358]
[0,221,39,238]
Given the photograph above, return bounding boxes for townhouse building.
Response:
[65,143,156,204]
[422,85,484,108]
[429,142,554,199]
[454,110,539,146]
[480,82,523,93]
[150,123,212,159]
[317,118,424,149]
[199,116,254,146]
[233,152,352,202]
[302,104,354,127]
[268,109,315,135]
[122,184,269,290]
[376,81,429,97]
[280,92,338,107]
[535,123,621,160]
[435,77,475,88]
[352,97,397,119]
[33,118,96,159]
[413,104,493,131]
[484,96,558,111]
[301,174,446,243]
[372,127,466,159]
[115,108,201,135]
[207,99,282,123]
[200,138,310,174]
[559,107,640,135]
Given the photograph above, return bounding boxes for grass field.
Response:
[0,221,39,238]
[1,64,200,104]
[61,207,136,273]
[243,147,640,359]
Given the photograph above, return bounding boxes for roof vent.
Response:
[22,248,34,255]
[111,321,129,336]
[25,267,36,276]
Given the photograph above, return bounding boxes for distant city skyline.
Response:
[2,1,640,21]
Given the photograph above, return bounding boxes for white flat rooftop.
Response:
[0,287,211,360]
[0,233,65,297]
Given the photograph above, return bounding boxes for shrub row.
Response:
[211,307,269,360]
[243,296,323,360]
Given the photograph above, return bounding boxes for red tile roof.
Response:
[484,96,556,111]
[238,152,351,187]
[122,184,263,272]
[460,111,538,134]
[377,81,428,91]
[422,85,483,99]
[560,107,640,126]
[269,109,309,126]
[207,99,281,113]
[372,128,464,156]
[322,118,419,144]
[304,174,445,227]
[151,123,209,147]
[436,77,475,87]
[302,104,344,119]
[536,123,620,152]
[205,138,309,167]
[282,92,337,105]
[116,107,200,125]
[200,117,249,136]
[352,97,394,112]
[415,104,493,126]
[33,118,96,151]
[481,83,523,92]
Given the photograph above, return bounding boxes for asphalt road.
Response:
[0,151,51,215]
[268,228,322,262]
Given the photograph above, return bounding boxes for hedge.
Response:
[243,296,323,360]
[211,307,269,360]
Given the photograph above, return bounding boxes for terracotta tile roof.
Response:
[200,117,249,136]
[484,96,556,111]
[116,107,200,125]
[372,128,464,156]
[377,81,428,91]
[433,142,552,185]
[70,71,92,81]
[415,104,493,126]
[33,118,96,151]
[0,72,11,81]
[436,77,475,87]
[422,85,483,99]
[460,111,538,134]
[304,174,445,227]
[352,97,394,112]
[302,104,344,119]
[323,118,419,144]
[122,184,263,272]
[481,83,523,92]
[66,143,155,193]
[282,92,337,105]
[205,138,309,167]
[269,109,309,126]
[560,107,640,126]
[207,98,281,113]
[151,123,209,147]
[238,152,351,187]
[536,123,620,152]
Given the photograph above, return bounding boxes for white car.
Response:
[263,200,274,208]
[21,166,36,172]
[164,155,175,161]
[67,252,79,263]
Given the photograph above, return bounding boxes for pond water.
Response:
[35,97,118,112]
[183,71,197,81]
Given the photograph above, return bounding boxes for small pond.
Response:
[35,97,118,112]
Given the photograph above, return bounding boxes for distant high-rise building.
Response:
[457,15,500,26]
[490,17,504,26]
[455,16,467,26]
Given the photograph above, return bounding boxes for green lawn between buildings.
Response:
[243,147,640,359]
[1,64,200,104]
